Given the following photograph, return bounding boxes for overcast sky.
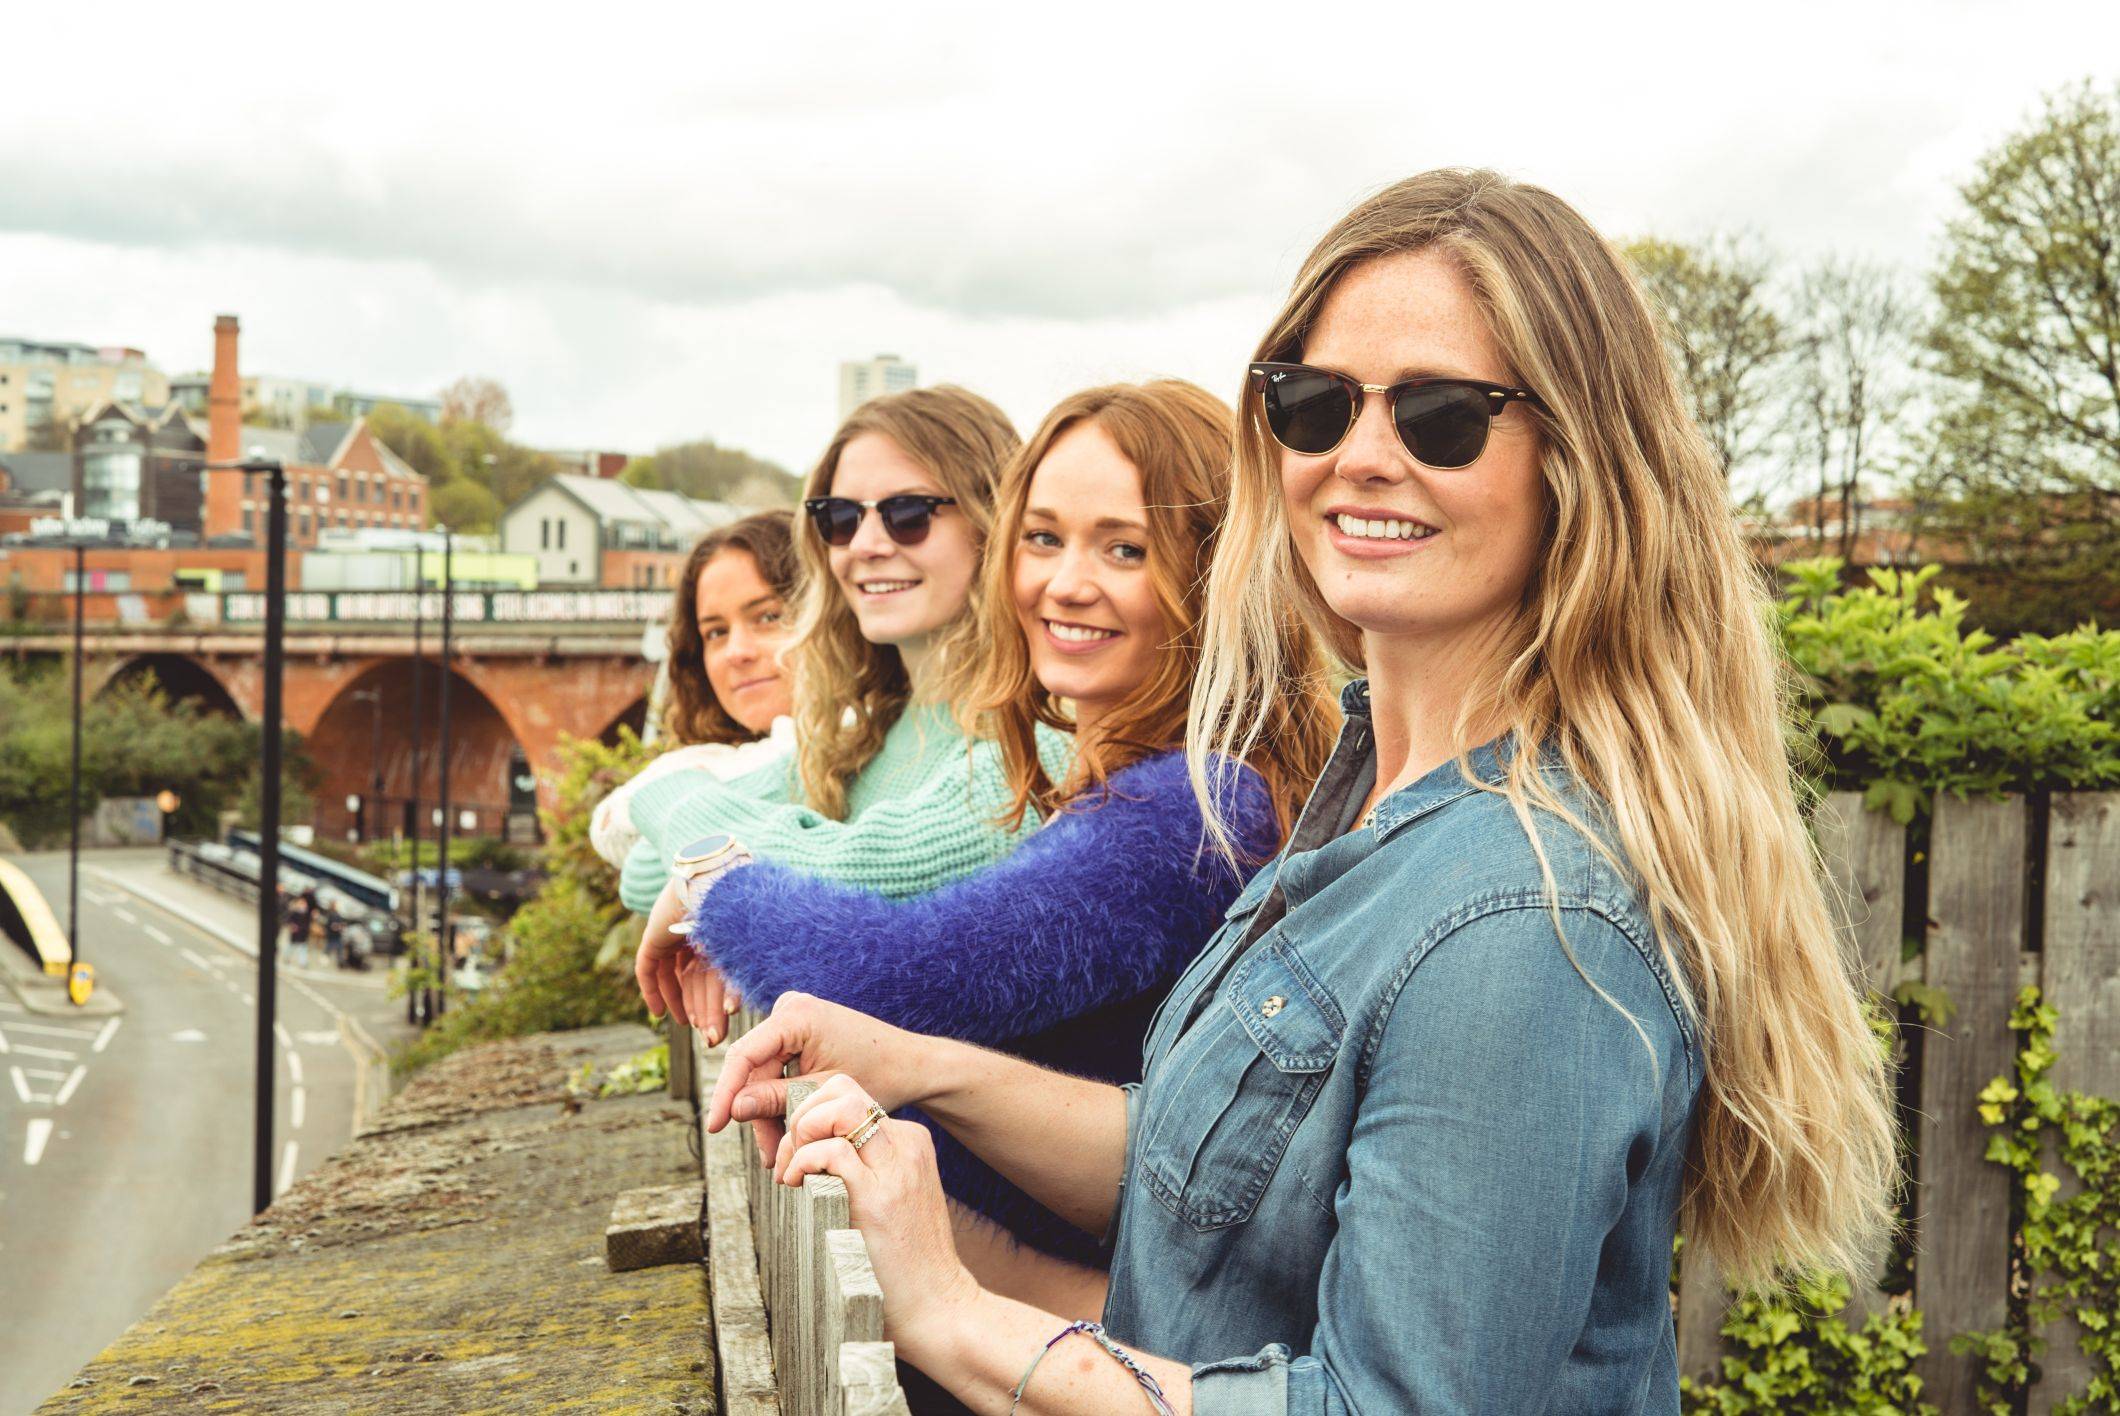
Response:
[3,1,2115,474]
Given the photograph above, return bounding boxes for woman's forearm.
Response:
[949,1202,1110,1322]
[911,1033,1130,1237]
[905,1288,1192,1416]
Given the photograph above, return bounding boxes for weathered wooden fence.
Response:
[687,1011,912,1416]
[1677,791,2120,1413]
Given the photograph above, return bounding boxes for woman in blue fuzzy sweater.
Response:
[638,380,1337,1268]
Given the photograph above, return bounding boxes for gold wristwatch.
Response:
[668,833,749,935]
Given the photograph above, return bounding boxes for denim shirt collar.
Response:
[1336,678,1545,842]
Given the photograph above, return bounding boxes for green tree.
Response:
[365,403,452,483]
[1786,258,1921,558]
[1918,80,2120,634]
[1624,235,1787,480]
[0,663,315,846]
[438,375,513,435]
[428,477,505,533]
[623,438,798,507]
[392,730,654,1074]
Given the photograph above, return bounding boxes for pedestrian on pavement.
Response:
[322,907,346,968]
[283,888,313,969]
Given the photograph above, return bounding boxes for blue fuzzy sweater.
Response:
[687,748,1279,1262]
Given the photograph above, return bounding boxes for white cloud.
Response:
[0,0,2113,468]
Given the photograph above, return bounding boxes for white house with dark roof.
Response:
[498,473,743,588]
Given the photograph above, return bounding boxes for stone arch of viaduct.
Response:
[77,642,652,842]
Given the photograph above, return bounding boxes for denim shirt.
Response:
[1101,682,1703,1415]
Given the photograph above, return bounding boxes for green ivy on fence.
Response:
[1679,1272,1936,1415]
[1951,987,2120,1415]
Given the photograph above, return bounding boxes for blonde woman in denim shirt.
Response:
[686,170,1899,1414]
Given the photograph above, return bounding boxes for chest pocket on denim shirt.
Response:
[1140,862,1283,1076]
[1136,933,1344,1231]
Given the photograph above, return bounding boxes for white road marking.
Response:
[82,887,115,905]
[241,993,255,1007]
[53,1066,85,1105]
[296,1028,340,1045]
[11,1044,78,1062]
[179,947,215,972]
[22,1068,67,1081]
[144,924,173,945]
[292,1086,305,1129]
[6,1022,96,1041]
[112,907,138,925]
[92,1018,120,1053]
[170,1028,207,1042]
[9,1067,32,1104]
[0,1029,8,1054]
[286,1052,304,1085]
[24,1119,52,1165]
[276,1141,298,1195]
[273,1023,293,1051]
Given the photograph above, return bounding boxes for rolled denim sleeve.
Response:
[1099,1082,1147,1255]
[1211,908,1678,1414]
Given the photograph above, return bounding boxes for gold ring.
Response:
[845,1103,888,1152]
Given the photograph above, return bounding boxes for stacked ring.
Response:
[845,1103,889,1152]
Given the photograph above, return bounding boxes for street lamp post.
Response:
[405,549,425,1021]
[208,455,288,1216]
[350,688,383,842]
[67,542,85,986]
[432,529,455,1020]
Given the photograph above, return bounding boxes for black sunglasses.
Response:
[1249,361,1542,469]
[804,493,958,547]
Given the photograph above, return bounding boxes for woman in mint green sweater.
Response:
[618,383,1066,916]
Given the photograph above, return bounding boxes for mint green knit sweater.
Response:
[617,703,1073,913]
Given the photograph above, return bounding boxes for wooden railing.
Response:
[677,790,2118,1412]
[1677,791,2120,1413]
[688,1009,911,1416]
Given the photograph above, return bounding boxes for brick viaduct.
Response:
[5,627,654,843]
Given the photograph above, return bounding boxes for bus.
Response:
[224,830,398,915]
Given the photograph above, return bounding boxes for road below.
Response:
[0,848,409,1415]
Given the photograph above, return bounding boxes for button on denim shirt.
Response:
[1102,682,1703,1415]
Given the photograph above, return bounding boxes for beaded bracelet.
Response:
[1010,1319,1176,1415]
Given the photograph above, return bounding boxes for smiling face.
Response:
[694,546,793,736]
[1011,421,1167,732]
[1280,247,1546,656]
[824,431,980,662]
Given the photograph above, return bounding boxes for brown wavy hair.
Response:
[787,385,1020,818]
[957,381,1335,843]
[661,510,798,746]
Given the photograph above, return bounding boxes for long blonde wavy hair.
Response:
[1188,168,1897,1287]
[787,385,1019,818]
[952,380,1335,837]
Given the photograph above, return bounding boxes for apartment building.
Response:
[0,337,171,452]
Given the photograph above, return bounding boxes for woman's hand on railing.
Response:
[635,877,699,1028]
[775,1072,979,1343]
[704,991,929,1163]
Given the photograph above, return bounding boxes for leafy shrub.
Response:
[358,835,530,873]
[1778,558,2119,820]
[392,728,656,1075]
[0,661,315,844]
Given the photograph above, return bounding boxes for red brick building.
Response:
[203,315,427,549]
